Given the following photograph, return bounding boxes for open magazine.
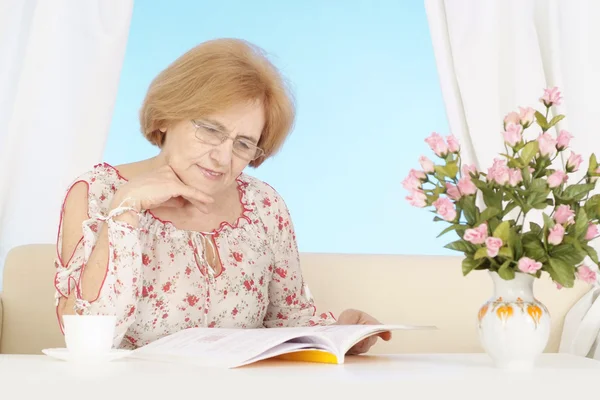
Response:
[129,324,436,368]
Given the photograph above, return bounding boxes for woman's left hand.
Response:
[335,309,392,355]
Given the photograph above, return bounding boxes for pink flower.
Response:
[585,224,598,241]
[445,183,461,200]
[519,107,535,127]
[508,168,523,186]
[464,223,488,245]
[547,170,568,188]
[462,164,478,177]
[538,133,557,157]
[518,257,543,274]
[419,156,435,173]
[425,132,449,157]
[410,169,427,181]
[504,111,520,126]
[555,282,563,290]
[485,237,503,258]
[487,158,510,186]
[446,135,460,153]
[457,177,477,195]
[548,224,565,245]
[502,123,523,147]
[406,190,427,208]
[433,197,457,222]
[554,205,575,225]
[402,174,421,191]
[566,152,583,172]
[556,130,573,150]
[576,265,597,284]
[540,87,562,107]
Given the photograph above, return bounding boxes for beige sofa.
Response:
[0,244,591,355]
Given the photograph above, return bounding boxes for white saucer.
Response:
[42,348,132,363]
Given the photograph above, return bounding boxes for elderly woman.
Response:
[54,38,390,355]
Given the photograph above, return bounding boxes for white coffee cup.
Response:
[63,315,117,355]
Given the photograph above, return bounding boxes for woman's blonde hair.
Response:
[140,38,296,167]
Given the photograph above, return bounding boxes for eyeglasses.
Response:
[191,120,264,161]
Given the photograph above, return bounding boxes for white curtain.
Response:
[424,0,600,359]
[0,0,134,286]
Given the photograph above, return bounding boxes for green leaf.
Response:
[479,207,500,223]
[585,194,600,220]
[460,196,478,225]
[444,240,476,254]
[434,166,448,179]
[498,261,515,280]
[547,257,575,288]
[447,161,459,178]
[527,181,551,207]
[523,237,547,261]
[584,244,599,265]
[548,114,565,129]
[508,227,523,260]
[435,162,459,179]
[455,226,467,239]
[472,178,488,191]
[530,178,548,191]
[588,154,598,175]
[575,208,589,239]
[535,111,549,131]
[493,221,510,243]
[481,188,503,210]
[474,247,488,260]
[543,213,555,229]
[550,244,586,266]
[521,141,540,165]
[498,247,514,259]
[462,257,481,276]
[487,217,501,235]
[437,224,463,238]
[522,164,532,183]
[533,202,549,210]
[529,222,542,235]
[563,184,596,202]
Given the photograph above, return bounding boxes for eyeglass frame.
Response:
[191,119,265,161]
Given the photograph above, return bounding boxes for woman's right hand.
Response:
[111,165,214,213]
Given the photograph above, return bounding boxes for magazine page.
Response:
[305,324,438,356]
[130,324,436,367]
[130,326,320,367]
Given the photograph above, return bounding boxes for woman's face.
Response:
[161,101,265,197]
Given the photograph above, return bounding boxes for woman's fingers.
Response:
[173,184,212,213]
[161,197,187,208]
[166,166,214,209]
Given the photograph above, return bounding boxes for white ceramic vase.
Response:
[477,271,551,370]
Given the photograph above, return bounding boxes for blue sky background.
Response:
[104,0,453,255]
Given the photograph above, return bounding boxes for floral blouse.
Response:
[54,163,335,349]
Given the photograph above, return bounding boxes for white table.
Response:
[0,353,597,399]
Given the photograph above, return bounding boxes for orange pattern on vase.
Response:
[496,305,513,322]
[527,305,543,327]
[478,304,489,323]
[515,297,525,312]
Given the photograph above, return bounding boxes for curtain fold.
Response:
[0,0,134,286]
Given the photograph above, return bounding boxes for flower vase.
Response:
[477,271,551,370]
